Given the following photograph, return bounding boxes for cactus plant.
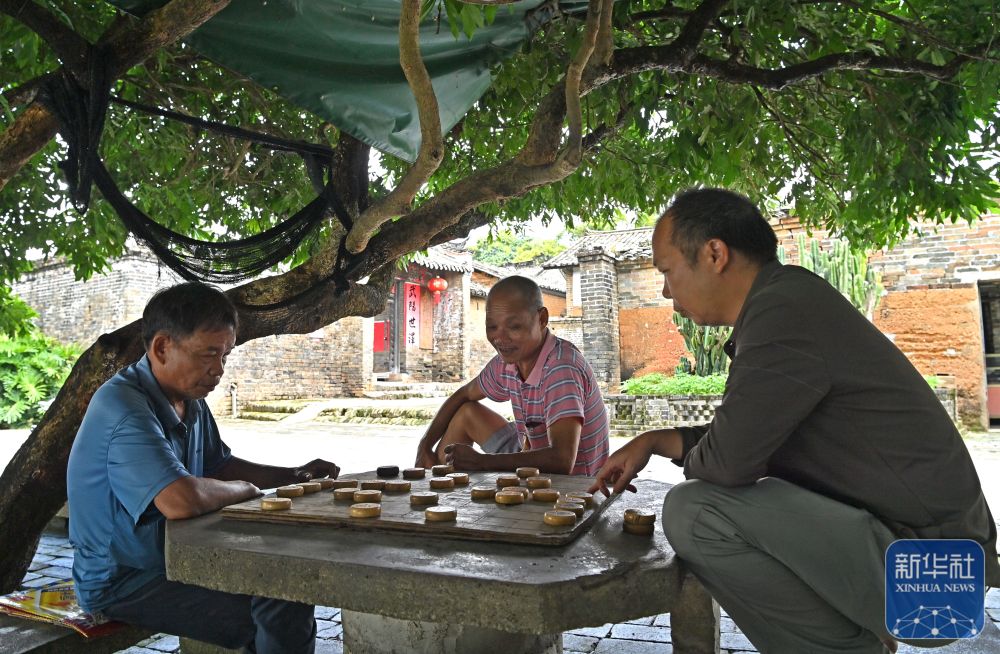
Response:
[672,313,732,376]
[781,235,883,320]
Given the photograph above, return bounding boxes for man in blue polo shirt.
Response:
[67,282,338,653]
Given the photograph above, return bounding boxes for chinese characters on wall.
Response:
[404,282,421,348]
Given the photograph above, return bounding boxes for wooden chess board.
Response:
[221,470,620,546]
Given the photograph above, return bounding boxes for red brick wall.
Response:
[873,286,987,426]
[618,306,690,379]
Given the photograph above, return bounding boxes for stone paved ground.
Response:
[8,422,1000,653]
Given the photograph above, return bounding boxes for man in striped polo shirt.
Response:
[414,276,609,475]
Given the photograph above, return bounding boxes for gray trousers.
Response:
[662,478,900,654]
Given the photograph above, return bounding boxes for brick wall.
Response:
[549,316,583,350]
[13,249,374,413]
[615,258,687,380]
[618,306,690,380]
[208,317,371,414]
[873,286,986,427]
[616,260,669,309]
[578,248,621,392]
[12,249,183,345]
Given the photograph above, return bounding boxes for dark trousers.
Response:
[102,576,316,654]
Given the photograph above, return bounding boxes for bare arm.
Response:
[588,429,685,496]
[445,417,582,474]
[154,476,260,520]
[415,380,487,466]
[210,456,340,488]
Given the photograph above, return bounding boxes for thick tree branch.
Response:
[345,0,443,254]
[611,44,988,90]
[559,0,604,169]
[667,0,729,65]
[0,0,231,192]
[0,0,90,75]
[1,73,54,110]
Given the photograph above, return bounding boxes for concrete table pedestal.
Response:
[341,610,562,654]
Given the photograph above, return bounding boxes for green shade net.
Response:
[111,0,580,162]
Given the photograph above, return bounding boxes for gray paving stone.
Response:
[315,639,344,654]
[986,588,1000,609]
[118,648,162,654]
[28,554,54,569]
[720,616,739,632]
[146,634,180,652]
[626,615,656,626]
[609,623,672,643]
[562,633,599,652]
[33,565,73,578]
[47,556,75,568]
[594,638,673,654]
[21,575,58,588]
[568,623,613,638]
[317,622,344,639]
[652,613,671,627]
[315,605,341,620]
[720,631,755,651]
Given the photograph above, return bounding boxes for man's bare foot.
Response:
[881,635,898,653]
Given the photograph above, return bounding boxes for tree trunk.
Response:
[0,323,144,592]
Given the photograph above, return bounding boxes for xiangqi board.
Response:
[221,470,620,546]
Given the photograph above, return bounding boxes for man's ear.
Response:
[705,238,731,272]
[148,333,172,366]
[538,306,550,330]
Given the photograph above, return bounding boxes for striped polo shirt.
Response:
[477,331,610,475]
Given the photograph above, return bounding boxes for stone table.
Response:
[165,479,719,654]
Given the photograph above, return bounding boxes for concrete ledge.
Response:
[0,614,151,654]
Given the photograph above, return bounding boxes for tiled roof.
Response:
[542,228,653,268]
[469,281,490,297]
[412,245,473,273]
[412,243,566,294]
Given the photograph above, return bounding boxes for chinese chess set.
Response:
[222,464,657,546]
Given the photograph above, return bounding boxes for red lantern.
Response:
[427,276,448,304]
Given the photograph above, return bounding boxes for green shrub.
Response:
[0,332,80,428]
[621,372,727,396]
[924,375,939,389]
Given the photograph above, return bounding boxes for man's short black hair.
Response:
[141,282,238,349]
[661,188,778,266]
[488,276,544,311]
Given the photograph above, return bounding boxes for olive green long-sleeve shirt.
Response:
[675,261,1000,585]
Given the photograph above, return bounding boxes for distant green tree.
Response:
[471,230,565,266]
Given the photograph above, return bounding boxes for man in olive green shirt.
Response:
[592,188,999,654]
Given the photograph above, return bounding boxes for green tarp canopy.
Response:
[111,0,582,162]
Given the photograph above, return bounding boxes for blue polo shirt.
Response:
[67,355,231,611]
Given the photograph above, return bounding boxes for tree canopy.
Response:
[0,0,999,592]
[471,229,567,266]
[2,0,998,296]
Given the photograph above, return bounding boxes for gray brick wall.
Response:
[578,248,621,392]
[13,248,372,413]
[616,259,669,309]
[12,249,183,345]
[549,316,583,350]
